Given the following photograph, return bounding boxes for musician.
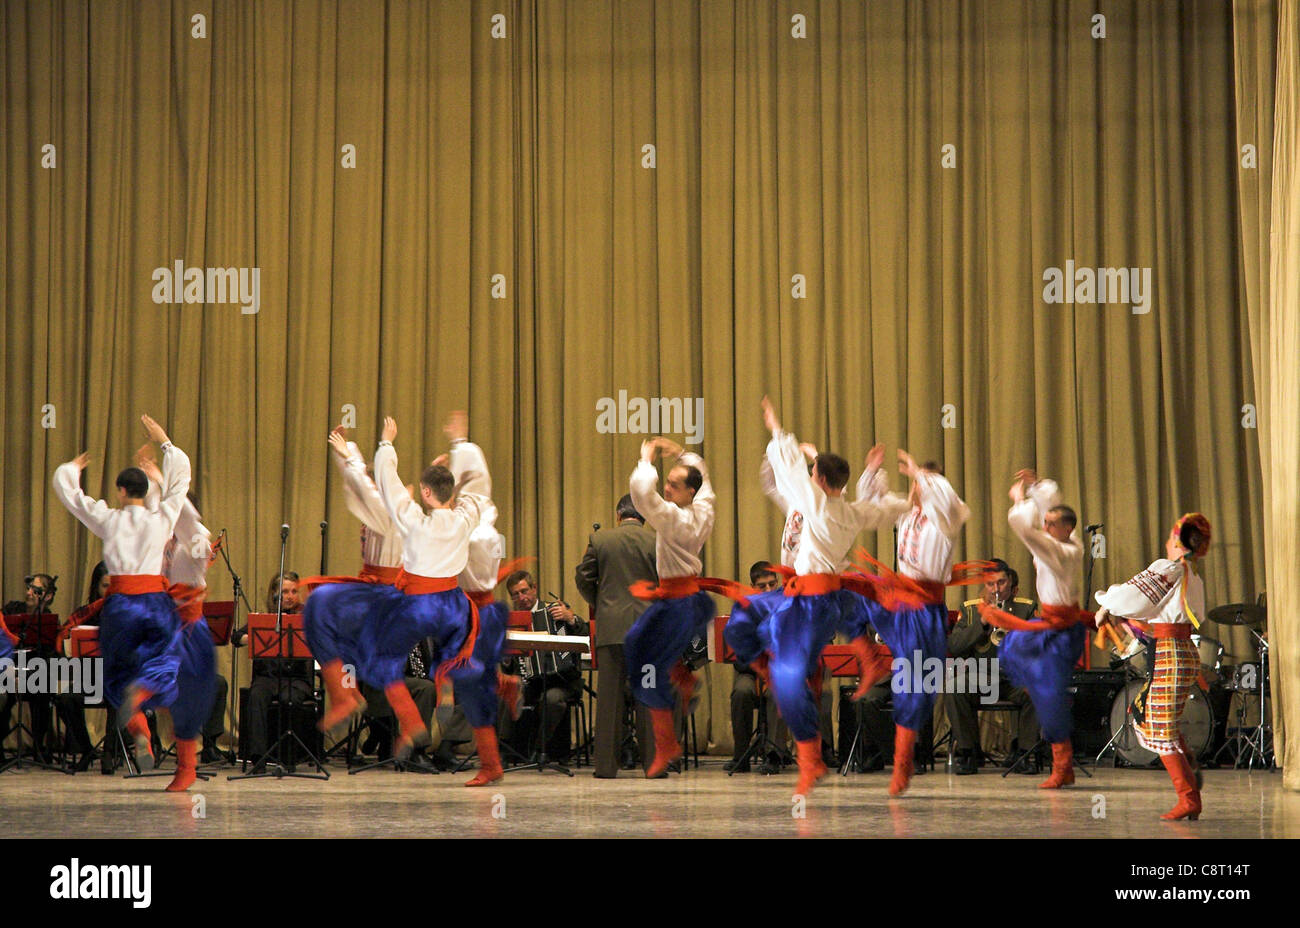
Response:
[945,558,1039,775]
[232,572,314,769]
[501,569,588,762]
[729,562,790,773]
[1,573,96,764]
[574,494,659,778]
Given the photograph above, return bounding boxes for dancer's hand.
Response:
[799,442,819,461]
[72,452,90,471]
[135,445,163,485]
[761,395,780,432]
[327,429,350,460]
[140,414,169,445]
[640,440,658,463]
[865,443,885,472]
[897,449,917,477]
[444,410,468,442]
[382,416,397,443]
[653,437,683,458]
[429,453,449,468]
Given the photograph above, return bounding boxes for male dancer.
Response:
[1094,514,1211,821]
[302,425,406,734]
[358,416,485,760]
[138,447,218,791]
[440,410,517,787]
[757,397,907,797]
[623,437,716,778]
[862,450,972,796]
[979,471,1088,789]
[53,415,190,767]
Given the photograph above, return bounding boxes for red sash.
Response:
[1133,621,1192,640]
[167,583,207,625]
[630,575,758,604]
[977,600,1096,633]
[299,563,402,594]
[393,571,479,687]
[55,599,105,651]
[465,589,495,608]
[107,574,168,596]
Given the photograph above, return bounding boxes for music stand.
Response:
[228,613,328,781]
[0,614,72,775]
[63,626,142,775]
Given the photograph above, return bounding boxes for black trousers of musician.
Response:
[731,672,787,761]
[501,674,577,760]
[1,690,95,758]
[593,644,655,777]
[241,669,317,763]
[855,677,934,764]
[203,675,228,746]
[945,681,1038,756]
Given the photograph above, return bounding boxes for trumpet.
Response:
[987,597,1007,646]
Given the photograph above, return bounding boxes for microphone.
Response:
[281,523,290,541]
[320,521,328,531]
[1085,523,1104,533]
[592,522,601,531]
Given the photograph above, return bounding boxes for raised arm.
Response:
[331,433,394,534]
[53,454,114,539]
[852,444,910,528]
[913,470,969,537]
[372,418,421,538]
[449,440,492,500]
[1008,477,1078,577]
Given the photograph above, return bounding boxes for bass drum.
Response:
[1109,680,1214,766]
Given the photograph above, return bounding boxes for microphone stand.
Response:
[215,528,252,765]
[319,521,328,576]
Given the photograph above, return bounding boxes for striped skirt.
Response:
[1131,637,1199,756]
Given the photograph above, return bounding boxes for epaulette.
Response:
[1013,597,1035,605]
[963,598,982,608]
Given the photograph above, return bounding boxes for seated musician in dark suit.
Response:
[946,558,1040,774]
[498,569,588,763]
[2,571,95,767]
[232,572,315,769]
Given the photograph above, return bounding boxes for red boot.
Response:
[125,711,155,770]
[498,671,522,721]
[1039,742,1075,789]
[1159,751,1202,821]
[889,727,917,796]
[644,708,683,778]
[848,637,891,701]
[386,682,430,761]
[465,726,504,787]
[318,659,365,733]
[166,739,198,792]
[670,663,697,715]
[793,737,827,797]
[117,683,155,730]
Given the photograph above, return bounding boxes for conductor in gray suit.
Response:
[574,494,659,778]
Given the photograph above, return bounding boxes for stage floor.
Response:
[1,760,1293,839]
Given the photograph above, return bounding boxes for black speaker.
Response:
[1069,669,1127,755]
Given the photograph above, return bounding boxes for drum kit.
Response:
[1096,599,1273,770]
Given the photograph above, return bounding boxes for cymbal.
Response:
[1207,603,1266,627]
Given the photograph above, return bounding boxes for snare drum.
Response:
[1108,680,1214,766]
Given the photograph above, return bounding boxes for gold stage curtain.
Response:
[2,1,1271,757]
[1234,0,1298,788]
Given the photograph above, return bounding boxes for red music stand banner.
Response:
[203,600,236,645]
[69,626,101,659]
[6,613,60,648]
[503,610,533,657]
[246,613,312,660]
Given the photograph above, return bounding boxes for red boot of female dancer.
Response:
[166,739,198,791]
[1159,751,1202,821]
[386,682,431,761]
[645,707,683,778]
[889,727,917,796]
[465,726,504,787]
[318,659,365,733]
[794,737,827,797]
[1039,742,1075,789]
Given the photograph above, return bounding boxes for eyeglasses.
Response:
[27,583,48,594]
